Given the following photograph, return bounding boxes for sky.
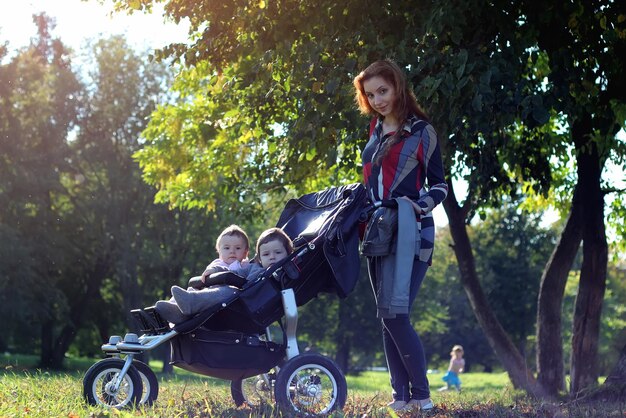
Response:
[0,0,190,53]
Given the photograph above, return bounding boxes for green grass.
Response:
[346,369,512,394]
[1,354,624,417]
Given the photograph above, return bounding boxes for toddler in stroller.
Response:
[82,183,368,414]
[156,227,294,322]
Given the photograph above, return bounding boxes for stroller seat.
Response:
[171,284,243,334]
[141,284,243,334]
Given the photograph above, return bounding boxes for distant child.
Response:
[439,345,465,391]
[157,228,293,323]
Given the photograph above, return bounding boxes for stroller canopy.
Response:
[276,183,368,298]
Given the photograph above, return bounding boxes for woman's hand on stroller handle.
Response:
[359,199,398,222]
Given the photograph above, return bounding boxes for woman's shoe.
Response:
[404,398,434,411]
[386,400,408,411]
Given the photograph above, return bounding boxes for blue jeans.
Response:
[368,258,430,401]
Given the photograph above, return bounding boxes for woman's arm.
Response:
[416,125,448,213]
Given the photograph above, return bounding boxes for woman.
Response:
[354,59,448,412]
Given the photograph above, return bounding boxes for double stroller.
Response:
[82,183,370,414]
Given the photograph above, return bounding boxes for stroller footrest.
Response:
[131,307,170,335]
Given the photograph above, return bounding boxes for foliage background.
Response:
[0,0,624,396]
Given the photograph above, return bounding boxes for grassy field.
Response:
[1,353,624,417]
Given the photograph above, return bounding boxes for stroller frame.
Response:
[87,286,300,405]
[82,184,369,414]
[100,286,299,361]
[101,287,298,359]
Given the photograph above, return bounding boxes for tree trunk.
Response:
[335,341,350,374]
[50,324,78,369]
[536,186,583,396]
[568,343,626,403]
[121,267,143,335]
[569,117,608,394]
[334,298,352,373]
[570,221,607,394]
[605,344,626,387]
[39,258,110,369]
[40,320,55,368]
[114,201,144,335]
[443,185,546,397]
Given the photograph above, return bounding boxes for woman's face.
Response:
[258,239,288,268]
[363,76,397,118]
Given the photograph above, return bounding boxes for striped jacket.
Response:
[362,115,448,264]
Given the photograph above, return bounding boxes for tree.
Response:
[519,0,626,394]
[128,0,437,208]
[53,35,228,367]
[1,10,304,368]
[409,0,626,395]
[111,0,626,396]
[0,13,82,363]
[28,34,170,367]
[421,225,496,373]
[472,203,556,356]
[397,0,555,395]
[1,16,224,366]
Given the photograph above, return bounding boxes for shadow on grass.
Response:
[1,353,231,387]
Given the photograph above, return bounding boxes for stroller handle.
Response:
[358,199,398,222]
[377,199,399,209]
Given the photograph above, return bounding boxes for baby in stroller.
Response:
[153,224,250,323]
[193,224,251,287]
[155,228,294,323]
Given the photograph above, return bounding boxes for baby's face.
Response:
[218,235,248,265]
[258,239,288,268]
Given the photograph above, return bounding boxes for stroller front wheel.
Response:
[274,353,347,414]
[132,360,159,406]
[83,358,143,408]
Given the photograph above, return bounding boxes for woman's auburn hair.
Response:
[353,59,428,164]
[353,59,427,122]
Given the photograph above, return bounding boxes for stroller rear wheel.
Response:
[231,372,276,407]
[133,360,159,406]
[83,358,143,408]
[274,353,347,414]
